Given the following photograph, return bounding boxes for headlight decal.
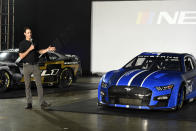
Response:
[155,84,174,91]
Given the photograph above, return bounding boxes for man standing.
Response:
[19,27,56,109]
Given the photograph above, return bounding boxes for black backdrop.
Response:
[15,0,91,75]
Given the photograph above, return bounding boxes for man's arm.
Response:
[39,46,56,55]
[19,44,34,60]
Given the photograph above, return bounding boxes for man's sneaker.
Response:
[25,103,32,109]
[41,102,51,109]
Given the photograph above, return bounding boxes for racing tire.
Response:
[0,71,12,92]
[58,68,73,88]
[176,86,185,111]
[97,101,106,110]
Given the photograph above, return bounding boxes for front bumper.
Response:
[98,101,176,110]
[98,86,175,110]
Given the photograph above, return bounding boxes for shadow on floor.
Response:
[0,83,98,99]
[49,98,196,122]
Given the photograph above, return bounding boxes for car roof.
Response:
[0,49,62,55]
[0,49,19,53]
[139,52,191,58]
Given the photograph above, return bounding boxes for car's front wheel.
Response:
[58,68,73,88]
[0,71,12,92]
[176,86,185,110]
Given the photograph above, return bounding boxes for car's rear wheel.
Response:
[176,86,185,110]
[58,68,73,88]
[0,71,12,92]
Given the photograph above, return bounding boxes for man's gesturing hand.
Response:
[38,46,56,55]
[47,46,56,52]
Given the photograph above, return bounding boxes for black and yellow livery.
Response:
[0,49,82,91]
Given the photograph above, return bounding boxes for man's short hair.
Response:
[24,26,31,33]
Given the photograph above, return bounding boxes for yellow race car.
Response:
[0,49,82,91]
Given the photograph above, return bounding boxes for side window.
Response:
[191,56,196,69]
[135,58,145,66]
[124,57,136,68]
[48,53,59,61]
[185,57,195,72]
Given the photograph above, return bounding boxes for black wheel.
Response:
[176,87,185,110]
[58,68,73,88]
[0,71,12,92]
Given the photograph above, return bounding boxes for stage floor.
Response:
[0,77,196,131]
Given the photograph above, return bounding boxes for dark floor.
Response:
[0,77,196,131]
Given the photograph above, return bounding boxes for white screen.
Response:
[91,0,196,73]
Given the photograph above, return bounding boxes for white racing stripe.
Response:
[116,69,139,85]
[128,70,147,86]
[140,70,160,87]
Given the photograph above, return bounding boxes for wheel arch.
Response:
[58,67,74,88]
[63,67,75,82]
[170,80,186,108]
[0,68,13,79]
[0,69,13,89]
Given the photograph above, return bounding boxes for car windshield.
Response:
[0,52,19,63]
[124,55,182,72]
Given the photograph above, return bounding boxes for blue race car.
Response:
[98,52,196,110]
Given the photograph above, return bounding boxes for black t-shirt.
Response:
[19,39,40,64]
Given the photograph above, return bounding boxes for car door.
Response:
[39,52,61,83]
[183,56,196,99]
[38,53,51,78]
[39,53,48,67]
[46,52,61,76]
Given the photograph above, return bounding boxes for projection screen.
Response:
[91,0,196,73]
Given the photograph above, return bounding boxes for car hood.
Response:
[0,61,17,66]
[103,69,183,89]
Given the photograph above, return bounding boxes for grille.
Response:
[108,86,152,106]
